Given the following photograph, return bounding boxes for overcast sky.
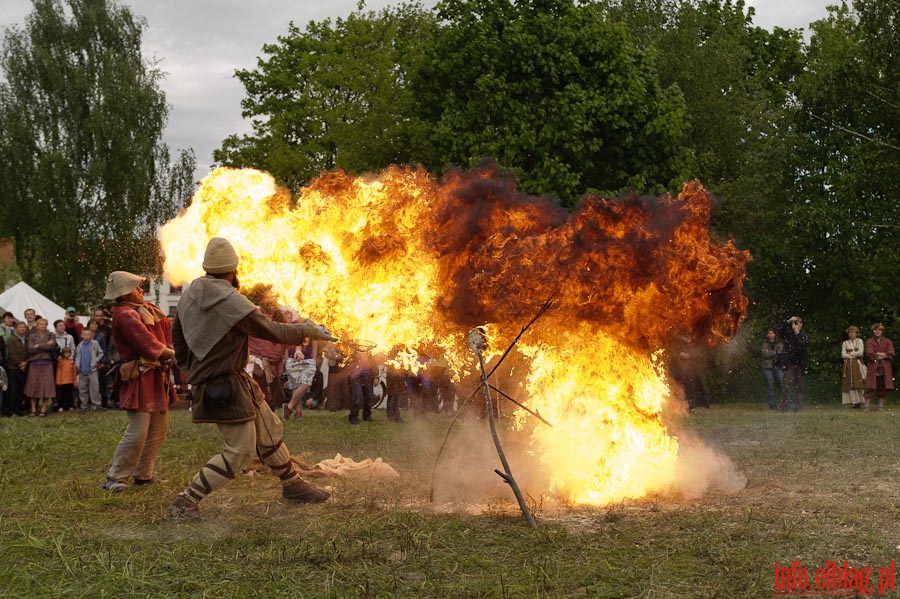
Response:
[0,0,834,183]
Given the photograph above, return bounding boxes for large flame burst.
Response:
[159,164,749,505]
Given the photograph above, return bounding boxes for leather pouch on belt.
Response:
[119,360,141,382]
[204,378,234,407]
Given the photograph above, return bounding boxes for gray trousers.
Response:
[78,372,101,409]
[107,410,169,482]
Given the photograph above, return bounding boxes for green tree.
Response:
[0,0,195,309]
[655,1,803,185]
[413,0,691,207]
[600,1,803,191]
[713,0,899,381]
[214,2,436,192]
[651,2,805,317]
[783,0,900,337]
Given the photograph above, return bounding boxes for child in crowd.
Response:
[0,363,7,414]
[55,347,77,411]
[75,328,105,411]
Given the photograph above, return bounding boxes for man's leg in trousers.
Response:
[78,374,89,410]
[362,379,373,420]
[133,411,169,480]
[182,421,256,503]
[254,397,328,503]
[877,377,888,409]
[253,397,302,486]
[349,377,362,421]
[89,372,101,408]
[107,411,151,481]
[779,368,793,409]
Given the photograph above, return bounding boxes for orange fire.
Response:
[159,164,749,505]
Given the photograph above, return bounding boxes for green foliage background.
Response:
[0,0,196,311]
[214,0,900,392]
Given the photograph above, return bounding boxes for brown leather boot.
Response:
[166,493,200,519]
[282,479,329,503]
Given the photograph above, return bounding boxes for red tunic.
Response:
[111,304,177,412]
[865,336,895,391]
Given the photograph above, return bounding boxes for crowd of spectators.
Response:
[760,317,894,412]
[0,303,456,423]
[0,306,118,416]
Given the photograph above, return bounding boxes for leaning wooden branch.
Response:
[469,327,537,529]
[487,383,553,428]
[428,297,555,505]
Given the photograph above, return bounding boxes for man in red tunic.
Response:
[864,323,895,412]
[101,271,177,492]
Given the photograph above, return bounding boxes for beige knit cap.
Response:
[202,237,239,274]
[103,271,144,300]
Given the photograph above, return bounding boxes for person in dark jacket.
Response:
[4,321,29,416]
[3,321,28,416]
[776,316,809,411]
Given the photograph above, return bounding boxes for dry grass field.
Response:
[0,399,898,598]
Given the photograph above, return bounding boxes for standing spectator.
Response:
[0,333,5,414]
[101,271,177,492]
[777,316,809,411]
[283,335,318,420]
[25,318,57,416]
[385,364,407,422]
[412,356,441,416]
[4,321,28,416]
[760,328,784,410]
[321,342,351,412]
[247,334,290,412]
[64,307,83,345]
[667,334,711,412]
[55,347,77,411]
[348,349,375,424]
[864,323,894,412]
[23,308,37,331]
[75,328,105,411]
[166,237,335,518]
[841,325,866,408]
[0,311,16,343]
[0,328,6,414]
[53,320,76,358]
[92,308,113,407]
[0,359,7,415]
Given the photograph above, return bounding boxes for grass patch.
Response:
[0,402,898,598]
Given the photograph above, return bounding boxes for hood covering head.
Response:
[203,237,239,274]
[177,276,256,360]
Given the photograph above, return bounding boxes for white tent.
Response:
[0,281,69,324]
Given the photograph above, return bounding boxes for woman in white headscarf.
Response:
[840,325,866,407]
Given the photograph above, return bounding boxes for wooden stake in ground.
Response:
[429,297,555,506]
[468,327,537,529]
